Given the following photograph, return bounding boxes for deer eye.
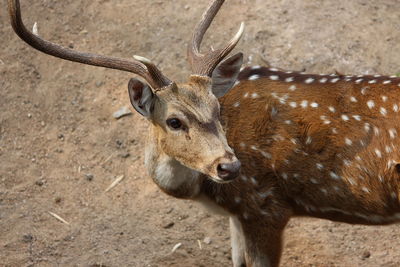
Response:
[166,118,182,130]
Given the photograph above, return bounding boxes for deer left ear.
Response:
[211,52,243,98]
[128,78,154,118]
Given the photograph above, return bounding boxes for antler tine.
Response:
[8,0,171,90]
[188,0,244,77]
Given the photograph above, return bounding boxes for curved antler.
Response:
[188,0,244,77]
[8,0,171,90]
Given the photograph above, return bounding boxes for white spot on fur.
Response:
[233,102,240,107]
[316,163,324,170]
[328,106,335,112]
[251,92,259,98]
[329,171,340,180]
[375,149,382,158]
[341,114,349,121]
[285,77,294,82]
[305,78,314,84]
[289,102,297,108]
[350,96,357,102]
[393,104,399,112]
[300,100,308,108]
[362,187,370,193]
[380,107,387,116]
[289,85,297,91]
[306,136,312,144]
[361,87,368,95]
[382,95,388,102]
[260,151,272,159]
[269,75,279,80]
[330,78,340,83]
[352,115,361,121]
[355,78,363,84]
[364,123,370,132]
[345,138,352,146]
[374,127,380,136]
[310,102,318,108]
[367,100,375,109]
[368,80,377,84]
[249,74,260,80]
[388,128,397,139]
[319,77,328,83]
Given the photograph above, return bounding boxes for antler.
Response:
[7,0,171,90]
[188,0,244,77]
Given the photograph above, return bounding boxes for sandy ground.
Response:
[2,0,400,266]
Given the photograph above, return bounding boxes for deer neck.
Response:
[144,126,203,199]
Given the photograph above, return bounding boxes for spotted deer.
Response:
[9,0,400,266]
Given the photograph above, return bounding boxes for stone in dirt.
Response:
[113,106,132,119]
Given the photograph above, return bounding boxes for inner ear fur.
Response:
[211,52,243,98]
[128,78,155,118]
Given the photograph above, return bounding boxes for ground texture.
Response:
[2,0,400,266]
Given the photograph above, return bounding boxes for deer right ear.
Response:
[211,52,243,98]
[128,78,154,118]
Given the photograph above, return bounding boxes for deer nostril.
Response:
[217,161,241,181]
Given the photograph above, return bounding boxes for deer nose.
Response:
[217,160,241,181]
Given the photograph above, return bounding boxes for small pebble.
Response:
[55,196,62,203]
[84,173,94,181]
[95,81,104,87]
[203,237,212,244]
[22,234,33,243]
[162,222,174,229]
[119,152,130,158]
[113,106,132,119]
[361,250,371,260]
[35,179,46,186]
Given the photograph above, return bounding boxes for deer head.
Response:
[8,0,244,184]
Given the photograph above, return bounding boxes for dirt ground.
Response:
[2,0,400,266]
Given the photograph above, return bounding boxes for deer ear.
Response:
[128,78,154,118]
[211,52,243,98]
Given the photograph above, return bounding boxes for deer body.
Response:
[9,0,400,266]
[224,67,400,226]
[218,68,400,265]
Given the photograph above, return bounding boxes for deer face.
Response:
[128,60,242,183]
[9,0,244,181]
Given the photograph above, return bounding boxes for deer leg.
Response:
[240,211,290,267]
[230,216,246,267]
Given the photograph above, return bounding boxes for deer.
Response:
[8,0,400,266]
